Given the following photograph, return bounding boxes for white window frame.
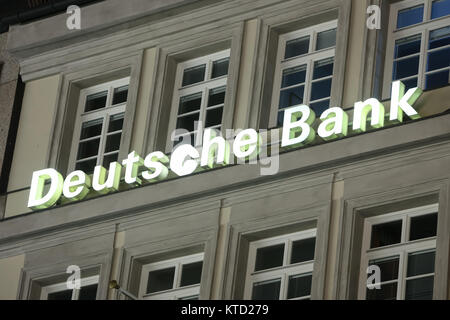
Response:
[383,0,450,98]
[40,275,99,300]
[166,50,230,152]
[139,253,204,300]
[68,77,130,173]
[270,20,338,128]
[244,229,317,300]
[358,204,438,300]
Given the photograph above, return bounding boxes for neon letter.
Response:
[92,162,122,194]
[122,151,144,185]
[28,168,63,210]
[318,107,349,140]
[63,170,91,201]
[200,129,231,169]
[390,80,422,123]
[142,151,169,182]
[170,144,200,176]
[352,98,385,132]
[281,105,316,148]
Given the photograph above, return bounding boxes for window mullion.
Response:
[97,113,109,167]
[304,59,313,104]
[419,30,428,89]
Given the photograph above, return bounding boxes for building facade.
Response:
[0,0,449,300]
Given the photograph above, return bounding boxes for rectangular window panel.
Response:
[47,290,73,300]
[77,138,100,160]
[395,35,421,59]
[103,153,118,168]
[431,0,450,19]
[397,5,424,29]
[212,58,230,79]
[147,267,176,294]
[369,256,399,282]
[78,284,98,300]
[407,251,436,277]
[281,65,307,88]
[206,107,223,128]
[178,93,202,115]
[427,47,450,71]
[310,99,330,116]
[409,213,438,241]
[252,279,281,300]
[287,274,312,299]
[182,65,206,87]
[108,113,124,133]
[310,78,332,101]
[429,26,450,49]
[180,261,203,287]
[85,91,108,112]
[75,158,97,174]
[402,77,418,91]
[290,238,316,264]
[313,58,334,79]
[285,36,310,59]
[316,28,337,51]
[426,70,449,89]
[405,276,434,300]
[112,85,129,105]
[255,244,285,272]
[105,133,122,153]
[208,87,226,107]
[370,220,402,249]
[279,86,305,109]
[80,119,103,140]
[393,56,420,80]
[176,113,200,132]
[366,282,398,300]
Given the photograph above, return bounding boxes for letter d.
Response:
[28,169,64,210]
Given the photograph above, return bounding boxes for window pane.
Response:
[206,107,223,128]
[105,133,122,153]
[182,65,206,86]
[426,70,449,90]
[410,213,438,241]
[370,220,402,249]
[287,274,312,299]
[173,132,196,148]
[282,65,307,88]
[77,138,100,160]
[369,256,399,282]
[147,267,175,294]
[103,153,118,168]
[310,78,332,101]
[427,47,450,71]
[75,158,97,174]
[313,58,334,79]
[291,238,316,264]
[78,284,98,300]
[407,251,436,277]
[80,119,103,140]
[402,77,418,91]
[431,0,450,19]
[255,244,285,272]
[285,36,310,59]
[310,99,330,116]
[208,87,226,107]
[397,5,424,29]
[85,91,107,112]
[366,282,397,300]
[176,113,200,132]
[393,56,420,80]
[316,28,337,51]
[180,261,203,287]
[112,85,128,105]
[252,279,281,300]
[279,86,304,109]
[47,290,72,300]
[178,93,202,115]
[429,26,450,49]
[395,35,421,59]
[405,276,434,300]
[108,113,124,133]
[212,58,229,78]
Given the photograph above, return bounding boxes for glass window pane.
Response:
[147,267,175,294]
[431,0,450,19]
[369,257,399,282]
[281,65,307,88]
[285,36,310,59]
[112,85,128,105]
[393,56,420,80]
[77,138,100,160]
[291,238,316,264]
[212,58,229,78]
[105,133,122,153]
[108,113,124,133]
[310,99,330,116]
[407,251,436,277]
[80,119,103,140]
[255,244,285,272]
[316,28,337,51]
[429,26,450,49]
[395,35,421,59]
[75,158,97,174]
[178,93,202,115]
[279,86,304,109]
[405,276,434,300]
[176,113,200,132]
[85,91,108,112]
[366,282,397,300]
[47,290,73,300]
[402,77,418,91]
[78,284,98,300]
[427,47,450,72]
[426,70,449,90]
[313,58,334,79]
[206,107,223,128]
[252,279,281,300]
[182,65,206,87]
[103,153,118,169]
[287,274,312,299]
[397,5,424,29]
[310,79,332,101]
[208,87,226,107]
[180,261,203,287]
[410,213,438,241]
[277,111,285,128]
[370,220,402,249]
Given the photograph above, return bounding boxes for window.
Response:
[69,78,130,174]
[169,50,230,149]
[359,205,438,300]
[40,275,99,300]
[270,20,337,128]
[384,0,450,97]
[139,253,204,300]
[244,230,317,300]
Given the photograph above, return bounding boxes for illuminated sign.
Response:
[27,81,422,210]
